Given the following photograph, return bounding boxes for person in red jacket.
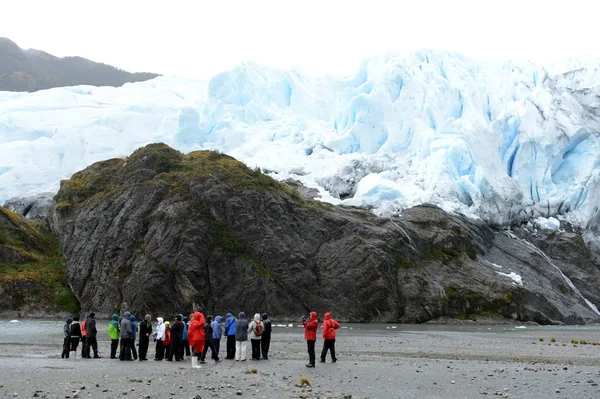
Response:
[320,312,340,363]
[163,321,172,360]
[80,318,88,359]
[187,311,206,369]
[302,311,318,368]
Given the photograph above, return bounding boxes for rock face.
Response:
[49,144,600,323]
[3,192,54,221]
[0,206,76,315]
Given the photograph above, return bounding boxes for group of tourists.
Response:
[62,310,340,368]
[61,311,274,367]
[60,313,100,359]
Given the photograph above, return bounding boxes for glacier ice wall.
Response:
[2,52,600,228]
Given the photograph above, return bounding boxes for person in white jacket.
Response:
[247,313,263,360]
[154,317,166,361]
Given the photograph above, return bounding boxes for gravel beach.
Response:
[1,321,600,398]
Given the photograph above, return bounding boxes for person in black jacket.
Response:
[138,314,152,361]
[70,316,82,359]
[85,313,100,358]
[201,315,221,363]
[169,315,184,361]
[260,313,272,360]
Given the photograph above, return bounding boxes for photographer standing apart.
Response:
[302,312,318,368]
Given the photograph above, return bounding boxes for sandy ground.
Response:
[1,328,600,399]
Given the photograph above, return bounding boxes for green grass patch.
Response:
[442,285,514,320]
[395,253,420,270]
[240,255,274,280]
[559,283,571,294]
[0,209,79,313]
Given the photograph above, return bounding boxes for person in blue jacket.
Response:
[224,312,236,359]
[212,315,223,360]
[129,315,138,360]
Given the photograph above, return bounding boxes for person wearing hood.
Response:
[211,315,223,360]
[320,312,340,363]
[70,316,82,359]
[181,315,190,359]
[119,311,133,361]
[108,314,120,359]
[85,312,100,358]
[260,313,272,360]
[302,311,318,367]
[154,317,166,361]
[61,317,72,359]
[234,312,249,361]
[138,314,152,361]
[248,313,263,360]
[129,315,138,360]
[224,312,236,359]
[169,315,184,361]
[187,311,205,369]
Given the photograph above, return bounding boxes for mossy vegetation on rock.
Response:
[0,207,78,315]
[49,144,600,324]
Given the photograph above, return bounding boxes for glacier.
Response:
[2,50,600,230]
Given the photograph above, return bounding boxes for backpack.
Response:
[255,322,263,336]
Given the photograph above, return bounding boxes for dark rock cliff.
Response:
[48,144,600,324]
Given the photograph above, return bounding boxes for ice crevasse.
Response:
[2,51,600,230]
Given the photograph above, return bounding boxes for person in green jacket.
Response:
[108,314,120,359]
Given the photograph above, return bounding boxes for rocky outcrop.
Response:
[49,144,600,324]
[0,206,77,316]
[3,192,54,221]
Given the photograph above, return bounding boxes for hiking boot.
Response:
[332,359,337,363]
[305,363,315,368]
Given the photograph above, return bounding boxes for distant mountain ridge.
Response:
[0,37,159,92]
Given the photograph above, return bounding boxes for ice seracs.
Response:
[2,51,600,232]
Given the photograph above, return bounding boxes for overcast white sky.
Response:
[1,0,598,78]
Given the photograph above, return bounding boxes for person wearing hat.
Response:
[163,321,172,360]
[138,315,152,361]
